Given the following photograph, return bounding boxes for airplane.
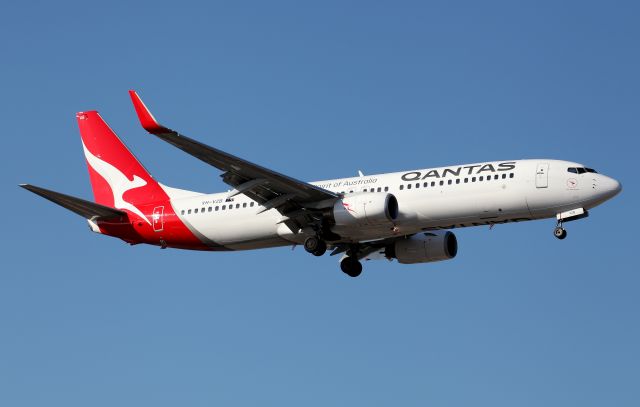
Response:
[21,91,622,277]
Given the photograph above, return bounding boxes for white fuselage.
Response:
[169,159,621,250]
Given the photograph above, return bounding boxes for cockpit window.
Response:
[568,167,597,174]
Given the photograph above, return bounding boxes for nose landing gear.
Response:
[554,222,567,240]
[553,208,589,240]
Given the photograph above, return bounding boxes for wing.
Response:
[20,184,127,220]
[129,90,339,231]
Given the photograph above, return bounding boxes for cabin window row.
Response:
[181,201,256,215]
[398,172,515,190]
[356,186,390,193]
[179,172,515,214]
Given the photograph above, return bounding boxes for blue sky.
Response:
[1,1,638,406]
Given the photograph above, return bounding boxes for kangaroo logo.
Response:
[342,202,356,214]
[82,142,151,225]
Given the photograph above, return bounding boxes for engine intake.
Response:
[386,231,458,264]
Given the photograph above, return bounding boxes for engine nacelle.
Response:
[332,192,399,227]
[386,231,458,264]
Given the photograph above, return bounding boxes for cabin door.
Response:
[152,206,164,232]
[535,163,549,188]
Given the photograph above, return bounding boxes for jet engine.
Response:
[386,231,458,264]
[332,192,399,227]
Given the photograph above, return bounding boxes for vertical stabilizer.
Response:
[76,111,168,224]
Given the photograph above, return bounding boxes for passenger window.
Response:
[222,205,226,210]
[194,208,198,213]
[423,182,428,188]
[502,174,506,179]
[188,209,192,214]
[415,183,420,188]
[384,186,389,192]
[215,206,219,211]
[431,181,436,187]
[400,185,404,190]
[472,177,476,182]
[407,184,412,190]
[181,210,185,215]
[250,202,255,207]
[243,203,247,208]
[377,187,382,192]
[479,176,484,181]
[208,207,212,212]
[439,180,444,186]
[447,179,452,185]
[228,205,233,210]
[509,173,514,178]
[456,179,460,184]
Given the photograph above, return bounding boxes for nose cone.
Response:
[601,175,622,200]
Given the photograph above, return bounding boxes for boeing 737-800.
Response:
[21,91,622,277]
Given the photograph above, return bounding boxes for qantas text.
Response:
[400,162,516,181]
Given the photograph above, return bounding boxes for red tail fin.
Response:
[76,111,169,224]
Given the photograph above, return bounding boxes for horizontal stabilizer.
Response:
[20,184,127,220]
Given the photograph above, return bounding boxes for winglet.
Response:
[128,90,170,134]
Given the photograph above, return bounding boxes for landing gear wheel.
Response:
[312,240,327,257]
[304,236,321,254]
[340,257,363,277]
[554,227,567,240]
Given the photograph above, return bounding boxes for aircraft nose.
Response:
[601,175,622,199]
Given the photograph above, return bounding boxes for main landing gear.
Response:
[340,256,363,278]
[339,245,363,278]
[304,236,327,256]
[554,222,567,240]
[303,236,363,277]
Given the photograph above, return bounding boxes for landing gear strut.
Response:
[340,256,363,277]
[304,236,327,256]
[554,221,567,240]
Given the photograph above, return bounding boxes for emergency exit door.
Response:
[536,163,549,188]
